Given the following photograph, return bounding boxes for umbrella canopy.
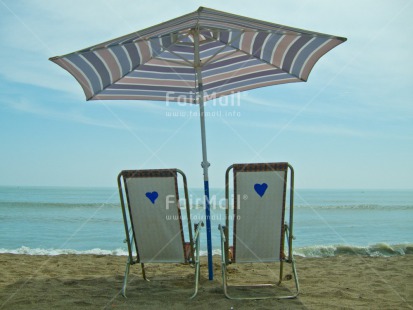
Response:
[50,6,346,280]
[50,7,346,102]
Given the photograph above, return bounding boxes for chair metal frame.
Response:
[219,162,299,300]
[117,168,202,299]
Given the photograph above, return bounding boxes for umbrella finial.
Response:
[197,6,204,13]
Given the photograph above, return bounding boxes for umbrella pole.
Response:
[194,26,213,280]
[198,97,213,280]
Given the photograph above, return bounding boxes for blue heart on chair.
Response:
[254,183,268,197]
[145,191,159,204]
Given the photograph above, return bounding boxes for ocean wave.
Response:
[0,201,120,209]
[2,244,412,258]
[293,243,413,257]
[199,249,222,257]
[0,246,128,256]
[0,246,222,257]
[295,204,413,210]
[2,201,412,211]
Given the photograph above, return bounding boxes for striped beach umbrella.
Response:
[50,6,346,280]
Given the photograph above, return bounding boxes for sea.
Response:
[0,186,412,258]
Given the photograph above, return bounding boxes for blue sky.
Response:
[0,0,412,189]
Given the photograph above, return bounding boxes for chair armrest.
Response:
[218,224,226,243]
[189,221,203,264]
[193,221,204,241]
[218,224,230,264]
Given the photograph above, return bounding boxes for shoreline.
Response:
[0,254,412,309]
[2,242,412,258]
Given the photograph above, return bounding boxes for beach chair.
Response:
[218,162,299,299]
[117,169,203,299]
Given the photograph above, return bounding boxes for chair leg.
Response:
[141,263,149,281]
[222,259,299,300]
[190,255,200,299]
[220,242,230,297]
[278,260,284,286]
[291,256,300,296]
[190,225,201,299]
[222,260,231,299]
[122,259,131,298]
[274,257,300,299]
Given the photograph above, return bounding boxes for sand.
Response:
[0,254,412,309]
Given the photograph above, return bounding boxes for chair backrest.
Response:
[118,169,192,263]
[227,163,291,263]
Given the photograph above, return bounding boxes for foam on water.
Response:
[1,243,412,257]
[0,246,129,256]
[1,187,412,256]
[295,204,413,210]
[293,243,413,257]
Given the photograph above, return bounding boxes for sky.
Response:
[0,0,412,189]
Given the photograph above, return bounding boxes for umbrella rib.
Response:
[201,30,245,67]
[90,31,196,99]
[158,30,195,67]
[148,30,196,92]
[158,44,195,68]
[198,36,301,99]
[205,33,305,82]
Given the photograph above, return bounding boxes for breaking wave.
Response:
[293,243,413,257]
[2,244,412,258]
[0,246,128,256]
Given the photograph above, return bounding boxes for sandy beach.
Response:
[0,254,412,309]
